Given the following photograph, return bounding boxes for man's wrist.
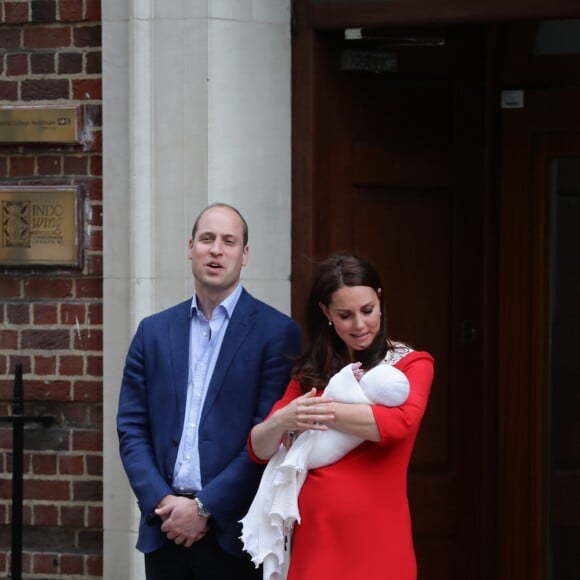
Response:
[193,497,211,518]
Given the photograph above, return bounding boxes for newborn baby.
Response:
[240,361,410,580]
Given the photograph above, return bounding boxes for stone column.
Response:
[102,2,293,577]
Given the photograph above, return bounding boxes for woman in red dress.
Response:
[248,253,434,579]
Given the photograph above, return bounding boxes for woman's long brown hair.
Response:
[292,254,390,393]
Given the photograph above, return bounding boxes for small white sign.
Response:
[501,90,524,109]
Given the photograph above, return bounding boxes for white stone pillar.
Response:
[102,1,293,578]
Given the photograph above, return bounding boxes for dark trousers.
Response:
[144,531,262,580]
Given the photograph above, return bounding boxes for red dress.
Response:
[256,349,434,580]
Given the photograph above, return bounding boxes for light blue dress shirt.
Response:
[172,284,243,493]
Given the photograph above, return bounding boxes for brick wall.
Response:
[0,1,103,578]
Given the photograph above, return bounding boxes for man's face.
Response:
[188,206,249,297]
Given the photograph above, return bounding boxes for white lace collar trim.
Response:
[384,342,413,365]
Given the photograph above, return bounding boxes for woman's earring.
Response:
[328,319,332,326]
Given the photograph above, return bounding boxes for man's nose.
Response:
[210,240,223,254]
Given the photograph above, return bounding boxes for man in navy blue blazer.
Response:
[117,203,301,579]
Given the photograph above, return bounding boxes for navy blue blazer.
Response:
[117,289,301,555]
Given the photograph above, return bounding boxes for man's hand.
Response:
[155,495,209,547]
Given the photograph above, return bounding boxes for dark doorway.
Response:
[292,4,580,579]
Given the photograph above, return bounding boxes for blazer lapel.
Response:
[169,300,192,418]
[201,290,255,419]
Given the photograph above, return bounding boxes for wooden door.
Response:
[498,86,580,580]
[293,24,492,579]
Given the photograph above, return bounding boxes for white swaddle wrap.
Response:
[240,361,410,580]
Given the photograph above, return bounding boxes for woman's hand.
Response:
[250,388,335,460]
[280,387,334,432]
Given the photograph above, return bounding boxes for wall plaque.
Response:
[0,105,81,143]
[0,187,82,267]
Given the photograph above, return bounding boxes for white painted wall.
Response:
[102,1,293,577]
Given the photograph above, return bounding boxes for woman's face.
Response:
[321,285,382,359]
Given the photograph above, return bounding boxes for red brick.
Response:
[25,479,70,501]
[73,25,101,48]
[0,277,21,298]
[25,379,71,401]
[61,303,85,324]
[37,155,62,175]
[35,355,57,374]
[23,26,71,49]
[86,253,103,276]
[73,380,102,402]
[32,552,59,574]
[31,52,56,74]
[72,429,102,452]
[73,328,102,350]
[88,404,103,426]
[6,52,28,75]
[86,453,102,476]
[21,329,70,350]
[59,453,83,475]
[31,453,57,475]
[63,403,89,424]
[21,78,69,99]
[85,0,101,21]
[0,80,18,100]
[73,478,102,501]
[0,28,20,49]
[60,355,84,376]
[83,178,102,200]
[87,505,102,528]
[31,0,57,23]
[74,278,101,298]
[86,355,102,376]
[24,278,73,299]
[60,504,85,527]
[33,503,58,526]
[0,330,18,349]
[33,303,58,324]
[58,0,83,22]
[9,155,35,177]
[4,2,30,23]
[72,77,101,100]
[58,50,82,74]
[86,50,101,74]
[60,553,84,574]
[7,302,30,324]
[87,228,102,251]
[89,153,102,176]
[63,155,88,175]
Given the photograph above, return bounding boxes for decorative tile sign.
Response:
[0,187,82,267]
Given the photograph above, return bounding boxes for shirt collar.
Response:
[190,284,243,320]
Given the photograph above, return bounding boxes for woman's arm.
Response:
[249,387,334,461]
[324,402,381,442]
